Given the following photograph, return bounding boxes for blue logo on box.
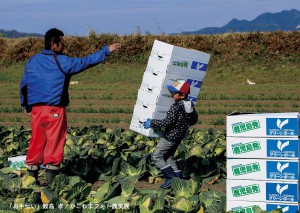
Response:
[191,61,208,71]
[266,161,298,180]
[186,79,202,88]
[187,96,197,103]
[267,204,298,213]
[267,139,299,158]
[266,118,299,136]
[266,182,298,202]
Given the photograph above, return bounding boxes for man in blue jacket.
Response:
[20,28,121,185]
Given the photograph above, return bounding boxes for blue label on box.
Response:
[266,118,299,136]
[266,161,298,180]
[267,139,299,158]
[266,182,298,202]
[266,204,299,213]
[187,96,197,103]
[191,61,207,71]
[186,79,202,89]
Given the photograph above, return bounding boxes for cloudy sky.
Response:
[1,0,300,36]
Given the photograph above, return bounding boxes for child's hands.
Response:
[143,118,152,129]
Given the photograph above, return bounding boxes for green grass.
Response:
[71,63,145,84]
[0,58,299,130]
[0,61,25,82]
[1,59,300,86]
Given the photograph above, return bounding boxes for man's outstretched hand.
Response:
[108,43,122,53]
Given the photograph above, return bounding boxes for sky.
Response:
[1,0,300,36]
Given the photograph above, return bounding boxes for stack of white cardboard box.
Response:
[226,112,300,213]
[130,40,210,137]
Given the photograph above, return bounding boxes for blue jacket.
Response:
[20,47,110,109]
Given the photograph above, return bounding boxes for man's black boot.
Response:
[27,165,40,185]
[45,164,60,185]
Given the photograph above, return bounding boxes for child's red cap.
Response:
[167,80,190,94]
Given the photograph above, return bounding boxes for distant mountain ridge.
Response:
[181,9,300,35]
[0,29,43,38]
[1,9,300,37]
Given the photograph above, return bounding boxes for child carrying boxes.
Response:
[130,40,210,189]
[142,80,198,188]
[130,40,210,137]
[226,112,300,213]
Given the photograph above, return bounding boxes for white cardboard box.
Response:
[129,103,169,137]
[136,89,175,108]
[149,40,210,67]
[136,89,198,108]
[226,112,300,137]
[227,159,300,181]
[8,155,27,170]
[226,137,300,159]
[140,72,203,98]
[227,201,300,213]
[227,179,300,203]
[129,119,163,138]
[130,40,210,136]
[145,57,207,80]
[132,102,169,120]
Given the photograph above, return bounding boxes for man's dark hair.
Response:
[44,28,64,50]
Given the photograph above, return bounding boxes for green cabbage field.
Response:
[0,125,229,212]
[0,125,285,213]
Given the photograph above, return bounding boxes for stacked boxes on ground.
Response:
[226,112,300,213]
[130,40,210,137]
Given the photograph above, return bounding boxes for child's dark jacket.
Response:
[150,100,198,142]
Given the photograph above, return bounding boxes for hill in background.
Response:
[0,29,43,38]
[181,9,300,35]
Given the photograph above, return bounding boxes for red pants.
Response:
[26,105,67,167]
